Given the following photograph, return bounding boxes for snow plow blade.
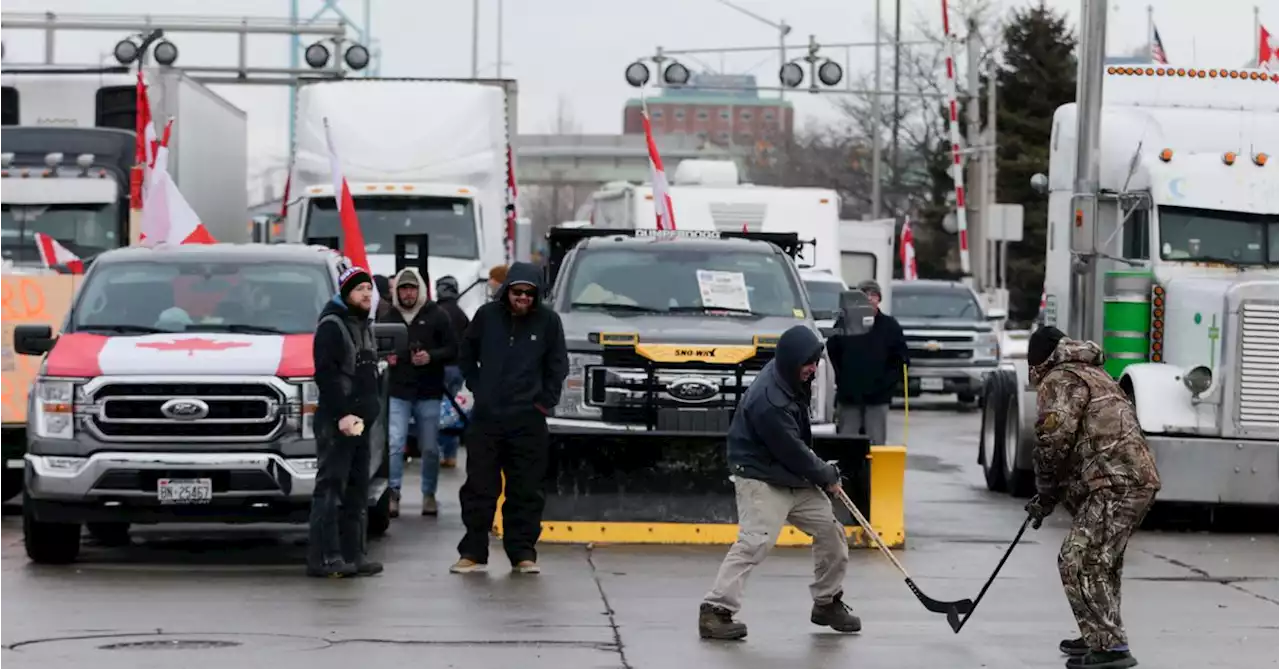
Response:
[492,429,907,548]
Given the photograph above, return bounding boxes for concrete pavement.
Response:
[3,400,1276,669]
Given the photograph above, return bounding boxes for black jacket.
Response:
[826,310,910,406]
[313,296,380,425]
[378,268,458,401]
[438,298,470,347]
[726,325,839,489]
[460,261,569,421]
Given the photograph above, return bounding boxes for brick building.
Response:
[622,73,794,148]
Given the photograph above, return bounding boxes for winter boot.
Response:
[449,558,487,574]
[306,559,358,578]
[698,603,748,640]
[810,592,862,633]
[1068,649,1138,669]
[389,489,400,519]
[1060,637,1089,656]
[422,495,438,516]
[354,559,384,576]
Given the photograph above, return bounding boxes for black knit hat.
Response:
[339,266,373,303]
[1028,325,1066,367]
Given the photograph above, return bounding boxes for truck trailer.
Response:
[979,66,1278,505]
[285,78,518,319]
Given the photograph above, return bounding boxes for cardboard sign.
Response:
[1,274,79,426]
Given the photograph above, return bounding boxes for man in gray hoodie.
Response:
[699,325,862,640]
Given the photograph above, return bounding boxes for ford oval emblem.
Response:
[160,398,210,421]
[666,377,720,404]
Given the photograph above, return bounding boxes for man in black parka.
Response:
[451,262,568,575]
[307,266,384,578]
[825,280,909,446]
[699,325,862,640]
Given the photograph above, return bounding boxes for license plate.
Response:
[920,377,945,391]
[157,478,213,504]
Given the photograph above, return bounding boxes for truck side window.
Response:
[1123,209,1150,260]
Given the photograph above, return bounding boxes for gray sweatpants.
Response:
[837,403,890,446]
[703,477,850,613]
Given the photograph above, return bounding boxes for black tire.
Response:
[2,469,23,503]
[367,487,391,539]
[979,372,1008,492]
[23,500,81,564]
[87,522,131,547]
[957,391,977,405]
[1001,379,1037,498]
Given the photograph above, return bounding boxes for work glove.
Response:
[1025,493,1057,529]
[822,460,843,494]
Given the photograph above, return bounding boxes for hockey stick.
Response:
[947,514,1032,633]
[832,487,975,622]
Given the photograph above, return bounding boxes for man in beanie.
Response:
[379,267,457,517]
[699,325,861,641]
[825,279,909,446]
[452,262,567,575]
[1025,326,1160,669]
[308,266,384,578]
[435,275,471,469]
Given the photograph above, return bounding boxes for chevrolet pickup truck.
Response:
[892,279,1004,405]
[13,243,404,564]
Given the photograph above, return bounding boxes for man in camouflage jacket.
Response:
[1025,326,1161,669]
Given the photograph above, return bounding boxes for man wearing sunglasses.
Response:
[451,262,568,575]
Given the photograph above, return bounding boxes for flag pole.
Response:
[1255,5,1261,64]
[1146,6,1153,61]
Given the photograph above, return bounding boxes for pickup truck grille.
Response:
[903,330,980,365]
[1236,302,1279,429]
[588,365,759,431]
[88,382,284,442]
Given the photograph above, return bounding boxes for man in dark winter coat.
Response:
[825,280,909,445]
[307,266,384,578]
[434,275,471,469]
[699,325,861,641]
[451,262,568,575]
[1027,326,1160,669]
[378,267,457,517]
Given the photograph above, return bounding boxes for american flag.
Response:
[1151,25,1168,64]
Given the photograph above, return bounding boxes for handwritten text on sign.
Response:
[1,275,78,426]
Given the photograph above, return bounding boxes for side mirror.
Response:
[812,309,838,321]
[986,308,1008,322]
[372,322,408,358]
[837,290,877,336]
[819,326,838,339]
[14,325,56,356]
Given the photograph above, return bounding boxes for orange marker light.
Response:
[1159,148,1174,162]
[1255,153,1269,166]
[1223,152,1237,165]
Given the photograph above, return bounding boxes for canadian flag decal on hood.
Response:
[45,333,315,378]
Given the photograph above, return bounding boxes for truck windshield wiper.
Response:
[186,323,291,335]
[666,305,764,317]
[570,301,666,314]
[77,324,169,334]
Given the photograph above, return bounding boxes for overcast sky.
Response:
[3,0,1274,200]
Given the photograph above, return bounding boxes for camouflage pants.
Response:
[1058,486,1156,651]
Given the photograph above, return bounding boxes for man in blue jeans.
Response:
[379,267,458,517]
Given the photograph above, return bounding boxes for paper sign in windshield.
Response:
[696,270,751,311]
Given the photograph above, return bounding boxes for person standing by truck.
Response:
[451,263,568,575]
[1025,326,1160,669]
[308,266,384,578]
[380,268,458,517]
[825,280,909,446]
[435,275,471,469]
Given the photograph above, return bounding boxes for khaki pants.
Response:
[703,477,850,613]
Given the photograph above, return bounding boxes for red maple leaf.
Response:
[135,338,253,357]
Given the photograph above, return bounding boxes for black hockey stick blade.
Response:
[950,515,1033,634]
[905,577,974,619]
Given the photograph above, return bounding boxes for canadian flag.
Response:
[641,109,676,230]
[1260,25,1278,70]
[323,117,379,317]
[34,233,84,274]
[135,71,163,204]
[138,121,217,247]
[900,216,919,280]
[505,145,518,264]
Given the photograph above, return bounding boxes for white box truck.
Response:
[285,78,518,318]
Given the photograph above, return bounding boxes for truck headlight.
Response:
[557,353,602,419]
[287,378,320,438]
[810,357,833,423]
[33,378,83,440]
[1183,365,1212,397]
[975,332,1000,360]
